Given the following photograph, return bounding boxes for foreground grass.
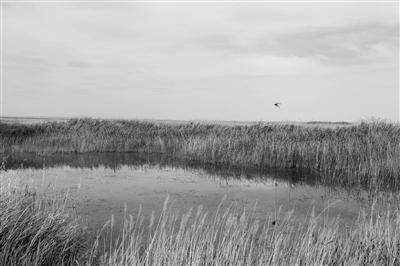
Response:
[0,178,89,265]
[1,174,400,265]
[1,119,400,189]
[93,199,400,266]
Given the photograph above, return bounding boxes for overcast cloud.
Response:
[3,2,399,121]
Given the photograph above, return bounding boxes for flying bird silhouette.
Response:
[274,103,281,108]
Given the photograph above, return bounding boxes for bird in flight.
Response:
[274,103,281,108]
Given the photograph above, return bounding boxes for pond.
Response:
[1,152,371,233]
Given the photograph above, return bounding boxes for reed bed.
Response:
[1,118,399,189]
[0,174,89,265]
[90,198,400,266]
[1,174,400,265]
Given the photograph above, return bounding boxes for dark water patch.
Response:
[2,152,321,187]
[0,152,378,237]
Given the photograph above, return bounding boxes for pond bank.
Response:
[1,118,400,190]
[1,175,399,265]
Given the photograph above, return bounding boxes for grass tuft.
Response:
[0,175,89,265]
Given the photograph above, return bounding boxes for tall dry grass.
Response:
[1,172,399,265]
[1,118,399,189]
[90,198,400,266]
[0,173,89,265]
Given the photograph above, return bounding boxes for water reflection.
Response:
[0,152,374,232]
[3,152,320,186]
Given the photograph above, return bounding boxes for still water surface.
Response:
[2,153,370,232]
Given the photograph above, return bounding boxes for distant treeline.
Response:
[1,118,399,190]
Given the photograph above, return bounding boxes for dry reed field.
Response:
[0,179,400,266]
[1,118,399,190]
[91,197,400,266]
[0,175,88,265]
[1,119,400,265]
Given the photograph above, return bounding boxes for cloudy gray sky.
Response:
[3,2,399,122]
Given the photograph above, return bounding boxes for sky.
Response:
[2,1,399,122]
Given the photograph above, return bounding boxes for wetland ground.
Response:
[1,118,399,265]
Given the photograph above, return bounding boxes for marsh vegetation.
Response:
[1,118,399,190]
[1,180,399,266]
[1,119,400,265]
[0,177,88,265]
